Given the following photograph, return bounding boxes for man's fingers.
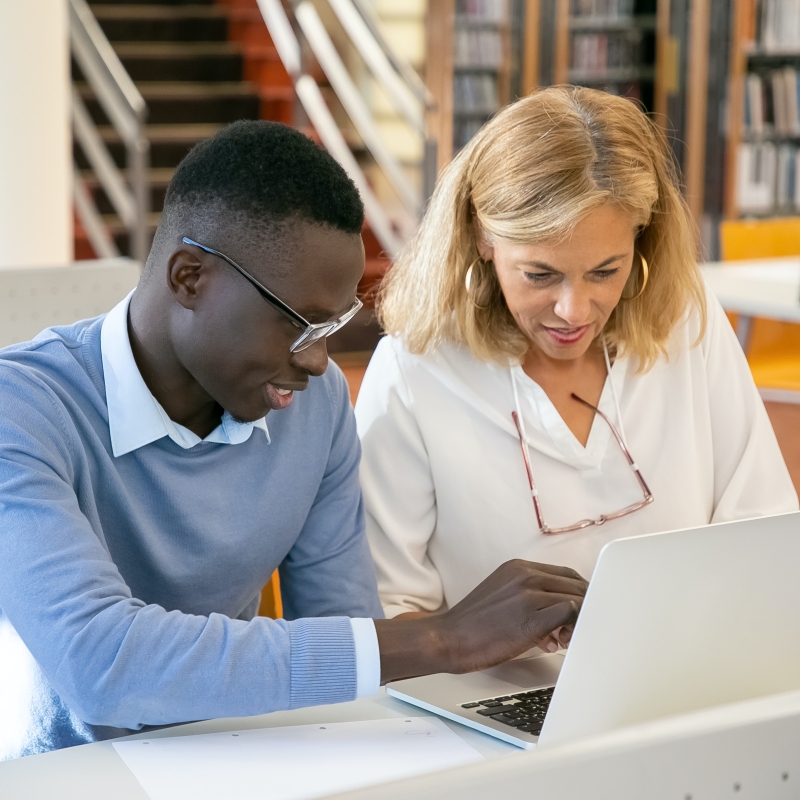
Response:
[541,631,562,653]
[556,625,574,645]
[519,561,588,582]
[527,572,589,599]
[529,599,581,639]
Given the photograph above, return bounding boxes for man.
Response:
[0,121,586,760]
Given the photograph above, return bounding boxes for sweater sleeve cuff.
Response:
[288,617,357,708]
[350,618,381,697]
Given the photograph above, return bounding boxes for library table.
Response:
[701,258,800,350]
[0,689,513,800]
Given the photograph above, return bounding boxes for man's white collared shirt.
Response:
[101,290,270,456]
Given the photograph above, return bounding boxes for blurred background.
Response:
[0,0,798,488]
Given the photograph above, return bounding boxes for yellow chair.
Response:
[719,218,800,393]
[258,571,283,619]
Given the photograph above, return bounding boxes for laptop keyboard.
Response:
[460,687,554,736]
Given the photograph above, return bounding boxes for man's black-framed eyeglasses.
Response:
[182,237,363,353]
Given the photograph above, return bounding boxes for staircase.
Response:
[73,0,387,352]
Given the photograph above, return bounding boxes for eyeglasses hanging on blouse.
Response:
[510,341,653,535]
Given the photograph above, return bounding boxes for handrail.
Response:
[72,88,137,228]
[257,0,404,256]
[294,1,421,216]
[69,0,150,265]
[73,169,121,260]
[324,0,425,134]
[318,0,438,205]
[258,0,438,254]
[348,0,433,107]
[69,0,141,146]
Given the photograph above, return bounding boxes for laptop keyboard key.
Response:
[461,702,481,708]
[490,714,527,727]
[520,723,543,735]
[476,704,518,716]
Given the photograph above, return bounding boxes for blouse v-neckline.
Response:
[511,354,629,469]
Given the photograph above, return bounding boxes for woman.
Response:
[354,86,798,623]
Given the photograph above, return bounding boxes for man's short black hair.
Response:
[164,120,364,235]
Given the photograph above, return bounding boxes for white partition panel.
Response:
[0,0,72,268]
[338,690,800,800]
[0,259,140,347]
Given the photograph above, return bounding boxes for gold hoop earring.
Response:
[622,253,649,300]
[465,258,492,309]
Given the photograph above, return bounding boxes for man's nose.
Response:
[290,337,329,377]
[553,283,592,325]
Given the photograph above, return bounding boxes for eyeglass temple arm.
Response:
[511,411,548,531]
[570,393,654,500]
[181,237,310,328]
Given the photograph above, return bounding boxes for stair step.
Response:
[79,167,174,215]
[78,81,260,125]
[75,123,223,169]
[99,212,163,235]
[99,42,244,82]
[91,5,228,42]
[88,0,216,5]
[73,211,161,259]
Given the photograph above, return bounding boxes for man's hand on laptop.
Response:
[374,559,588,683]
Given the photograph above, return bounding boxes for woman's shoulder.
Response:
[369,334,505,382]
[357,334,512,422]
[642,282,736,374]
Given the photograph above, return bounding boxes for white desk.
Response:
[0,690,514,800]
[701,258,800,349]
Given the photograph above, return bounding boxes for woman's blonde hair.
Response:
[378,86,706,370]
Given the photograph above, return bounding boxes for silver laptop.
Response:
[386,512,800,749]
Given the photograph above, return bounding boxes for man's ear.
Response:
[166,245,205,309]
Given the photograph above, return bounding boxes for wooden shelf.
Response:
[742,133,800,142]
[568,14,657,30]
[568,67,656,82]
[747,49,800,59]
[454,17,506,28]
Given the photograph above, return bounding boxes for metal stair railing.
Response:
[69,0,150,265]
[257,0,436,257]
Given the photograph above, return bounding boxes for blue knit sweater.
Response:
[0,316,382,760]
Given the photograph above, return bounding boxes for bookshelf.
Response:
[513,0,713,228]
[424,0,712,227]
[552,0,662,113]
[451,0,512,150]
[726,0,800,219]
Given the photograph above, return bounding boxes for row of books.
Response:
[745,70,800,135]
[737,142,800,213]
[595,81,642,101]
[571,32,641,72]
[454,118,486,150]
[454,29,504,69]
[756,0,800,53]
[453,73,499,114]
[454,0,507,24]
[570,0,635,17]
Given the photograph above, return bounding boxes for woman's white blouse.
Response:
[354,292,799,618]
